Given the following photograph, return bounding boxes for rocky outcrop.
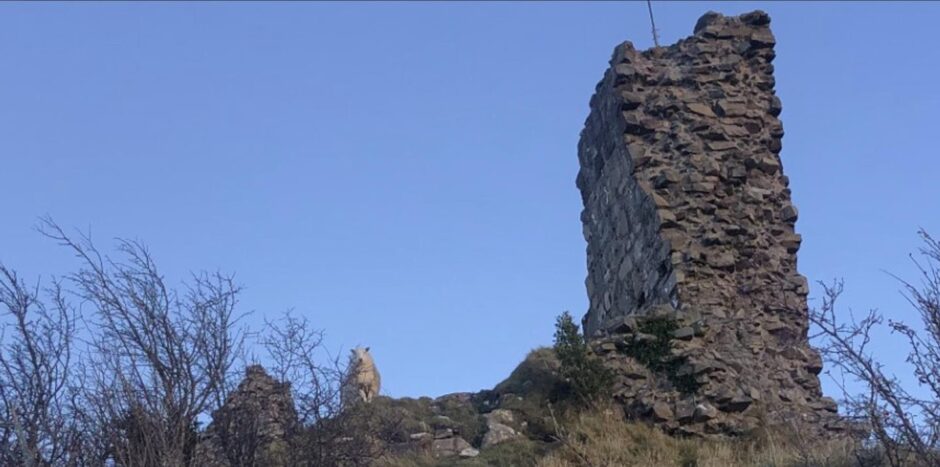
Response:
[382,391,530,459]
[197,365,297,466]
[576,11,846,436]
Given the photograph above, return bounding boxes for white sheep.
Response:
[343,346,381,405]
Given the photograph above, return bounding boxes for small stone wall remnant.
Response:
[197,365,297,466]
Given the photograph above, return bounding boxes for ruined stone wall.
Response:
[577,11,845,435]
[197,365,297,466]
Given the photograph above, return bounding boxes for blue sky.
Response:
[1,2,938,400]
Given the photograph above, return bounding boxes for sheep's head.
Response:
[350,346,371,365]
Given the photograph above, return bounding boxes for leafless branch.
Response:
[36,217,247,466]
[810,230,940,466]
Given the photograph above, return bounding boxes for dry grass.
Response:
[380,403,871,467]
[378,438,546,467]
[537,404,864,467]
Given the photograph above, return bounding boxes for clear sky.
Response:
[1,2,938,400]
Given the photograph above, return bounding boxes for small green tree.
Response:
[553,312,613,404]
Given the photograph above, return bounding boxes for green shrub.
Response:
[623,317,701,395]
[552,311,614,404]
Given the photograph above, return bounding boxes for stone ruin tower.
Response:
[577,11,846,435]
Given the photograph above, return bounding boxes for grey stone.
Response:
[769,95,782,117]
[676,402,695,422]
[485,409,515,426]
[750,29,776,48]
[651,402,673,422]
[720,395,753,413]
[706,251,736,269]
[672,326,695,340]
[459,447,480,458]
[694,403,719,422]
[781,205,799,222]
[694,11,724,35]
[687,102,716,117]
[717,100,748,117]
[482,422,519,448]
[432,437,473,458]
[410,432,432,441]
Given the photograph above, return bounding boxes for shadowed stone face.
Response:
[577,10,845,436]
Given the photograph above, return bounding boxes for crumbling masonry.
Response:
[577,11,846,435]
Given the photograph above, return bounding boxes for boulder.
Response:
[431,436,473,458]
[482,422,519,448]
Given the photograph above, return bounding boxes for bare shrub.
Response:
[810,230,940,466]
[38,218,247,466]
[262,311,401,466]
[2,218,404,466]
[0,266,95,466]
[263,310,340,428]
